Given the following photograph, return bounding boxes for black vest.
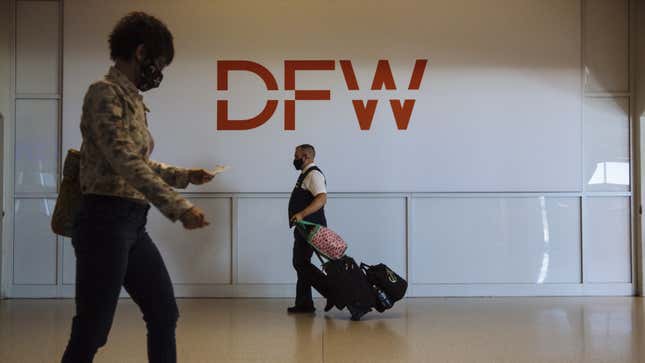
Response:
[288,166,327,226]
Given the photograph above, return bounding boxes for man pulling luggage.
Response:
[287,144,332,313]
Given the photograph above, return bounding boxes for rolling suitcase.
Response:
[315,253,375,321]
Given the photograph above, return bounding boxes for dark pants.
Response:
[292,231,330,307]
[62,195,179,363]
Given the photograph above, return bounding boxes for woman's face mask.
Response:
[137,58,164,92]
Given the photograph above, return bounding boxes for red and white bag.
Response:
[295,221,347,260]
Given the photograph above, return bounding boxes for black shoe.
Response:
[287,305,316,314]
[324,300,334,312]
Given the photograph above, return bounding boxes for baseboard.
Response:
[4,283,635,298]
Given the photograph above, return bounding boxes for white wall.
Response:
[0,0,10,297]
[62,0,583,193]
[4,0,637,298]
[636,0,645,296]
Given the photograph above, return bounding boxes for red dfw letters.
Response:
[217,59,428,131]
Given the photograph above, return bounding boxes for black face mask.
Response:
[137,58,163,92]
[293,158,304,170]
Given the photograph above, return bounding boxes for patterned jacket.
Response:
[79,66,193,221]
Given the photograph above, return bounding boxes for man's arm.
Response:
[294,193,327,220]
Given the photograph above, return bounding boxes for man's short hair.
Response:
[109,12,174,64]
[297,144,316,159]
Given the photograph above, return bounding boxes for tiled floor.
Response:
[0,297,643,362]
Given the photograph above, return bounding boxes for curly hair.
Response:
[108,11,174,65]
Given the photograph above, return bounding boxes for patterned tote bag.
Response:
[295,220,348,260]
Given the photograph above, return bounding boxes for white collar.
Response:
[301,162,316,174]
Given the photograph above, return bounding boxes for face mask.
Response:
[293,158,304,170]
[137,58,163,92]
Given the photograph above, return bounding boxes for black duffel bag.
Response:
[360,263,408,302]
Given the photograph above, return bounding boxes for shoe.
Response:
[287,305,316,314]
[324,300,334,312]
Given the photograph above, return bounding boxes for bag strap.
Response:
[295,220,321,242]
[314,250,326,266]
[296,220,318,227]
[297,166,326,188]
[302,166,324,180]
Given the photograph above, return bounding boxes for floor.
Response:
[0,297,643,363]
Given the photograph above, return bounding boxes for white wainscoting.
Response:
[325,196,407,277]
[12,198,57,286]
[582,197,632,283]
[15,100,59,194]
[147,197,233,285]
[7,193,634,298]
[410,196,582,285]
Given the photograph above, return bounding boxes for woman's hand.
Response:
[189,169,214,185]
[180,206,210,229]
[188,165,230,185]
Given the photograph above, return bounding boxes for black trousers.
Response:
[62,195,179,363]
[292,231,330,307]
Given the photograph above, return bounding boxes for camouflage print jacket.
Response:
[79,66,193,221]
